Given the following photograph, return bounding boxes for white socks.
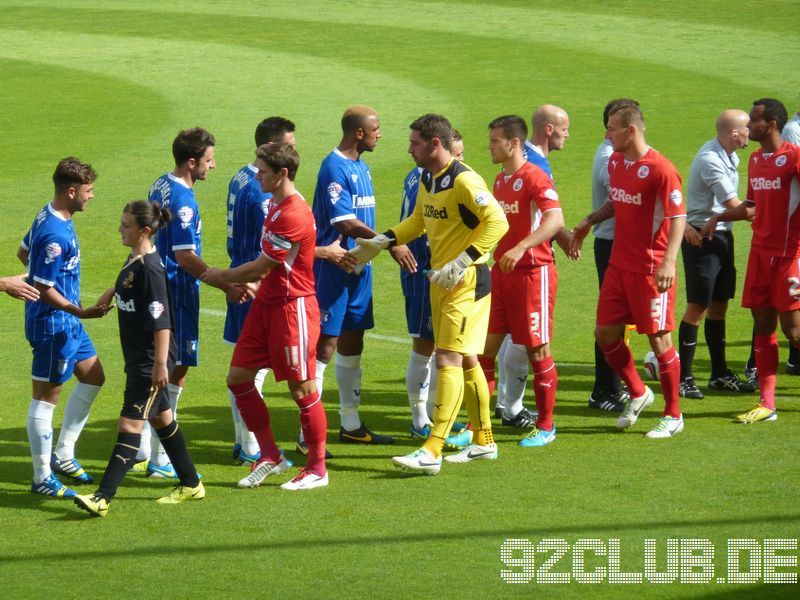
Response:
[427,361,439,422]
[54,382,101,461]
[27,399,55,483]
[315,359,327,397]
[407,350,433,429]
[502,343,529,418]
[301,360,329,444]
[335,353,362,431]
[230,369,265,455]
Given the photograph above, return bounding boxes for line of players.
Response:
[16,98,800,508]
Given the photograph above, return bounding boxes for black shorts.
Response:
[594,237,614,287]
[681,227,736,306]
[121,375,170,420]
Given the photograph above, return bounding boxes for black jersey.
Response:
[114,250,177,377]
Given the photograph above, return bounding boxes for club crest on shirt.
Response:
[122,271,135,288]
[513,178,523,191]
[177,206,194,229]
[271,209,282,223]
[351,173,359,184]
[441,175,451,188]
[148,301,165,319]
[475,191,491,206]
[776,155,787,167]
[637,165,650,179]
[327,182,342,203]
[670,190,683,206]
[44,242,62,264]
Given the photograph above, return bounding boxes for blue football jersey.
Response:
[524,140,554,180]
[312,148,376,250]
[226,164,271,268]
[148,173,202,309]
[22,203,82,341]
[399,167,430,297]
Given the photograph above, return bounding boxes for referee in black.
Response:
[75,201,203,517]
[678,110,755,398]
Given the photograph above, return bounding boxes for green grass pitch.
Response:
[0,1,799,597]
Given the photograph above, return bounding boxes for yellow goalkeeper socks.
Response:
[423,365,464,458]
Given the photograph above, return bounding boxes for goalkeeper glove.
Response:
[352,232,395,273]
[429,250,474,290]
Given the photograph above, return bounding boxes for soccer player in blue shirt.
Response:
[18,157,112,498]
[224,117,296,465]
[312,105,414,445]
[146,128,249,477]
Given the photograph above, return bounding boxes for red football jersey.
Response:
[493,161,561,267]
[608,148,684,275]
[258,193,316,303]
[747,141,800,258]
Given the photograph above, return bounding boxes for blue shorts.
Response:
[223,299,253,345]
[405,294,434,340]
[316,264,374,336]
[30,326,97,385]
[174,305,199,367]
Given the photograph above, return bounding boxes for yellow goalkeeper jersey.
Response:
[392,159,508,269]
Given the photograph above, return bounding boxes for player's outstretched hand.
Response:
[570,219,591,256]
[97,287,115,309]
[655,257,676,293]
[225,283,251,304]
[354,234,392,260]
[80,302,112,319]
[429,251,472,290]
[389,244,417,273]
[0,273,39,302]
[683,226,703,247]
[319,236,358,272]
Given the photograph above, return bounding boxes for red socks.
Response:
[531,356,557,431]
[296,391,327,475]
[656,346,681,418]
[599,339,646,398]
[478,355,496,397]
[754,333,778,410]
[228,381,282,464]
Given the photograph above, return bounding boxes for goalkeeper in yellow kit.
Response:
[354,114,508,474]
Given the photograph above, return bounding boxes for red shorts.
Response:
[231,295,320,382]
[742,251,800,312]
[488,263,557,347]
[596,264,676,334]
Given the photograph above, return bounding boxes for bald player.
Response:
[312,105,411,446]
[495,104,575,425]
[525,104,570,180]
[677,110,756,399]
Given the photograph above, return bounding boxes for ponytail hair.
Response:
[123,200,172,235]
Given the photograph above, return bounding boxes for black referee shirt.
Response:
[114,251,177,377]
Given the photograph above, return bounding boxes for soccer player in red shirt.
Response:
[478,115,564,447]
[573,104,686,438]
[202,143,328,490]
[701,98,800,423]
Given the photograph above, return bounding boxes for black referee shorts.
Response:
[681,227,736,306]
[121,375,171,420]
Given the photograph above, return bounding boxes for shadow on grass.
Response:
[1,512,798,563]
